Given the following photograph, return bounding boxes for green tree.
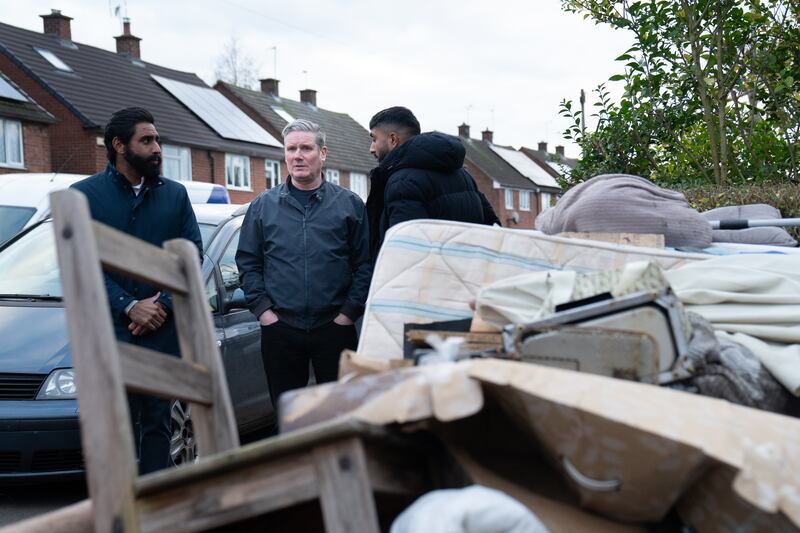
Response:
[560,0,800,187]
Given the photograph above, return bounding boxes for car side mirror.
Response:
[224,287,247,313]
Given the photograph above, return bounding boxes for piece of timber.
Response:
[93,221,189,294]
[165,238,239,457]
[118,342,213,405]
[314,437,381,533]
[51,189,140,532]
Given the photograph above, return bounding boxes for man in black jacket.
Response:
[236,119,371,412]
[72,107,202,474]
[367,106,499,262]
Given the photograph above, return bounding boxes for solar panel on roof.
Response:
[151,75,282,148]
[0,76,27,102]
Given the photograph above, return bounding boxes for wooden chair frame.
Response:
[42,189,435,533]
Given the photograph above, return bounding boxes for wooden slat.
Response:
[165,239,239,456]
[94,221,189,294]
[137,451,319,533]
[118,342,213,405]
[313,437,381,533]
[50,190,140,533]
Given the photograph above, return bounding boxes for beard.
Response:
[124,150,162,181]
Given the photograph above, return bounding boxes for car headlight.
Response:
[36,368,77,399]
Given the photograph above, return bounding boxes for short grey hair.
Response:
[281,119,326,149]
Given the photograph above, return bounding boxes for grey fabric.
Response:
[535,174,712,248]
[701,204,797,247]
[677,312,794,414]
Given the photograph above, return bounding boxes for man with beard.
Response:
[367,106,500,263]
[71,107,202,474]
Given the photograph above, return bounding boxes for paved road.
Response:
[0,480,87,527]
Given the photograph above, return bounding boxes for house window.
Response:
[519,190,531,211]
[0,118,24,168]
[504,189,514,209]
[162,145,192,181]
[225,154,251,191]
[350,172,367,201]
[35,48,73,72]
[541,192,553,209]
[325,169,340,185]
[265,159,281,189]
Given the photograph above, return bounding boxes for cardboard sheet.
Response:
[280,358,800,529]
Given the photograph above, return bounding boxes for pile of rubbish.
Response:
[281,175,800,532]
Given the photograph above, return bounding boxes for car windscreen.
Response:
[0,205,36,245]
[0,221,62,298]
[199,222,217,250]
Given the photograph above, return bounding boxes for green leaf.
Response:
[609,74,626,81]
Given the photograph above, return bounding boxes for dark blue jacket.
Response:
[71,163,202,355]
[236,179,371,330]
[367,132,500,262]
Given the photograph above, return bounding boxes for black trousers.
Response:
[128,392,171,475]
[260,320,357,413]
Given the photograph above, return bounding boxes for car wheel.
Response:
[170,400,197,466]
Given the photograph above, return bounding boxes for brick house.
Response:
[0,11,283,204]
[520,142,575,209]
[216,80,375,201]
[0,71,54,174]
[455,124,542,228]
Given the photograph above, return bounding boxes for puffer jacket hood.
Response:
[380,132,465,174]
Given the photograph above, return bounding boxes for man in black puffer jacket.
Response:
[367,106,500,262]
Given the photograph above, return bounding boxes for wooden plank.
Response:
[50,190,139,533]
[136,418,390,497]
[164,239,239,456]
[137,451,319,533]
[94,221,188,294]
[313,437,381,533]
[118,342,213,405]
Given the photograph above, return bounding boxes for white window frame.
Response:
[265,159,281,189]
[504,188,514,209]
[519,190,531,211]
[0,118,24,168]
[541,192,553,209]
[349,172,367,201]
[325,168,340,185]
[225,154,252,191]
[161,144,192,181]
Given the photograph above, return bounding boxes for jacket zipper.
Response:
[302,204,309,331]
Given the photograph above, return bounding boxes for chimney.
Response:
[555,145,565,157]
[538,141,548,153]
[115,18,142,60]
[300,89,317,106]
[481,129,493,143]
[260,78,280,97]
[458,123,470,138]
[41,9,72,41]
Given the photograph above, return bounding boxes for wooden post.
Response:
[51,190,139,533]
[164,239,239,456]
[313,438,381,533]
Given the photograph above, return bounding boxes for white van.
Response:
[0,173,230,245]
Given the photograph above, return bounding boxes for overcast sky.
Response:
[1,0,632,157]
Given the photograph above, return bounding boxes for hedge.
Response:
[680,182,800,240]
